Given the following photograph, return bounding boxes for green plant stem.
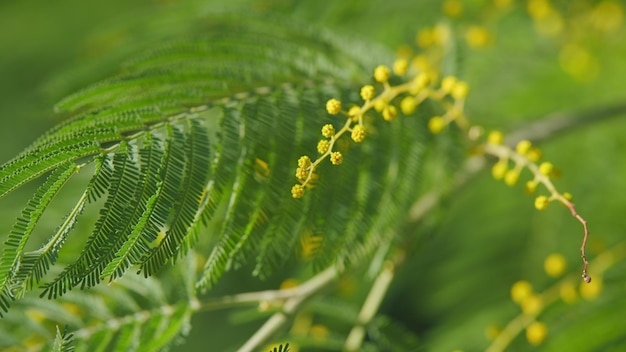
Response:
[237,265,341,352]
[343,260,396,352]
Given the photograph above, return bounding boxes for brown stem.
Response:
[561,198,591,282]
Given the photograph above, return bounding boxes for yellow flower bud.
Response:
[393,58,409,76]
[538,161,553,176]
[351,124,366,143]
[413,72,430,91]
[330,151,343,165]
[382,105,398,121]
[374,65,391,83]
[317,140,330,154]
[360,85,375,101]
[534,195,550,210]
[348,106,361,119]
[526,147,542,162]
[326,98,342,115]
[504,170,520,186]
[400,96,418,115]
[416,28,434,48]
[526,321,548,346]
[525,180,538,195]
[580,276,602,300]
[451,81,469,99]
[516,140,532,155]
[521,295,543,315]
[544,253,566,277]
[441,76,457,93]
[511,280,533,304]
[298,156,311,168]
[373,99,387,112]
[492,160,508,180]
[428,116,446,134]
[465,26,492,49]
[291,184,305,199]
[321,124,335,138]
[487,130,504,145]
[295,167,308,181]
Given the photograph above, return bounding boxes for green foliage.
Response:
[269,343,290,352]
[1,1,626,351]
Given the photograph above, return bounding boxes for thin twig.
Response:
[343,261,396,352]
[560,199,591,282]
[237,265,340,352]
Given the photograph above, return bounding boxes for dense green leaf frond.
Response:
[0,163,76,315]
[0,139,100,201]
[0,12,429,313]
[1,255,196,351]
[141,120,211,276]
[52,326,75,352]
[269,343,290,352]
[12,195,90,299]
[43,142,140,297]
[100,133,164,280]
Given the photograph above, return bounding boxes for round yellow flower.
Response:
[510,280,533,304]
[413,72,430,90]
[516,140,532,155]
[521,294,543,315]
[538,161,554,176]
[487,130,504,145]
[527,147,543,162]
[317,140,330,154]
[330,151,343,165]
[428,116,446,134]
[504,170,520,186]
[526,321,548,346]
[534,195,550,210]
[291,184,305,199]
[295,167,308,181]
[393,58,409,76]
[400,96,418,115]
[360,85,375,101]
[441,76,457,93]
[382,105,398,121]
[451,81,469,99]
[580,276,602,300]
[465,26,492,49]
[525,180,538,195]
[492,160,508,180]
[348,106,361,119]
[374,65,391,83]
[321,124,335,138]
[351,125,366,143]
[326,98,342,115]
[298,156,311,168]
[544,253,566,277]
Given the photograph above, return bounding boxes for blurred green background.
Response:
[1,0,626,351]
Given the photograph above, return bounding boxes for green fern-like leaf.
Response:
[0,13,434,315]
[0,163,76,312]
[269,343,290,352]
[52,326,75,352]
